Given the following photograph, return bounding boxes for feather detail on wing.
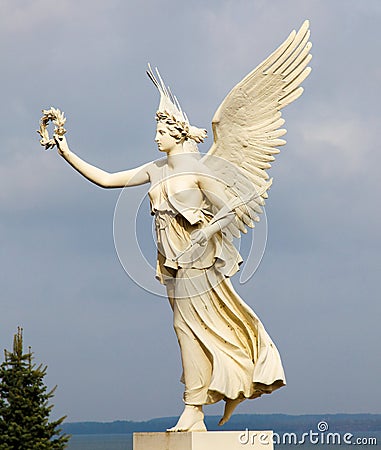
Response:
[202,20,312,237]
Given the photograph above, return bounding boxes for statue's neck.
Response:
[166,146,185,169]
[166,150,197,171]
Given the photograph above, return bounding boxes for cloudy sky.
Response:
[1,0,380,423]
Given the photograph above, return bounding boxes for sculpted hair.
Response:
[156,111,207,150]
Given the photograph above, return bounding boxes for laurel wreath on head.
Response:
[37,107,67,150]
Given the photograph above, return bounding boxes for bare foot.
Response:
[167,404,207,432]
[218,398,244,426]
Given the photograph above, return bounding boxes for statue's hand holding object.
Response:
[37,107,66,151]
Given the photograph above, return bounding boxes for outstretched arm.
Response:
[56,136,151,188]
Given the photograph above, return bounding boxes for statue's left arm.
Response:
[190,167,236,246]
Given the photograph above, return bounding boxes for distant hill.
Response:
[62,413,381,435]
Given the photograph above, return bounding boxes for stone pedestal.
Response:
[133,430,273,450]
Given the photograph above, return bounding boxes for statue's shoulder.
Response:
[148,158,166,174]
[146,158,167,186]
[190,155,213,176]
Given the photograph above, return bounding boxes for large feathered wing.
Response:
[202,20,312,238]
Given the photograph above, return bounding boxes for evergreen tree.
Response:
[0,327,70,449]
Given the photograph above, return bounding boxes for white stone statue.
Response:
[38,20,311,432]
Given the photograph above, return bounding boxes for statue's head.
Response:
[155,111,206,153]
[147,64,207,153]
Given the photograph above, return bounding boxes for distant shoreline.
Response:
[62,413,381,435]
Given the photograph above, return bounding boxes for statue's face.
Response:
[155,123,178,153]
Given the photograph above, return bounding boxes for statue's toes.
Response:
[218,416,227,426]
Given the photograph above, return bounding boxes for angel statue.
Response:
[38,21,311,432]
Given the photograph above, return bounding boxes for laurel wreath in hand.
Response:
[37,107,67,150]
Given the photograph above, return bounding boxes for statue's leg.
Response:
[167,304,210,431]
[173,282,213,399]
[167,269,210,432]
[218,397,244,426]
